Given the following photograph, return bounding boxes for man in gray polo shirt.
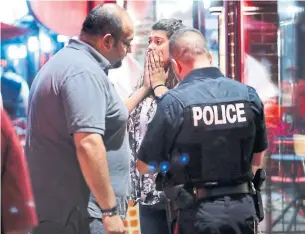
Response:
[25,4,151,234]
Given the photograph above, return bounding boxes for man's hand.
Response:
[103,215,126,234]
[148,50,167,89]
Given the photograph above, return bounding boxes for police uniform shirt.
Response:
[137,67,268,168]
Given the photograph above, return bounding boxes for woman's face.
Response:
[147,30,170,69]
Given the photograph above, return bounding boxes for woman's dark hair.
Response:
[136,19,186,90]
[152,18,185,39]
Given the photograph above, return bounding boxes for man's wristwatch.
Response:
[101,205,119,217]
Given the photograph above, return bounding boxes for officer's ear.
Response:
[171,58,181,75]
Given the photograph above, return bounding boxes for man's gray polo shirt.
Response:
[25,39,131,224]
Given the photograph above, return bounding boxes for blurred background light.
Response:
[27,36,39,52]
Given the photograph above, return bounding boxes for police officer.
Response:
[136,27,267,234]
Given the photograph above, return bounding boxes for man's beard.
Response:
[112,60,122,69]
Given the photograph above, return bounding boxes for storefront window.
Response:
[127,0,156,66]
[156,0,193,27]
[198,1,219,67]
[240,1,305,233]
[0,0,28,24]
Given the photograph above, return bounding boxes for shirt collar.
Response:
[67,38,111,72]
[180,67,225,85]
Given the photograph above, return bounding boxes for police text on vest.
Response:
[192,103,247,126]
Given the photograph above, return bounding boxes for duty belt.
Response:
[194,182,250,200]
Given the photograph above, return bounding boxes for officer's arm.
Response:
[252,152,265,174]
[137,160,155,174]
[250,87,268,174]
[137,100,175,174]
[137,102,167,174]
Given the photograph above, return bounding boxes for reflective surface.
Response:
[241,1,305,233]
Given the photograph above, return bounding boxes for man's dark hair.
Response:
[81,4,123,42]
[152,18,185,39]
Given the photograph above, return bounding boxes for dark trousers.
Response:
[177,194,258,234]
[32,218,104,234]
[32,207,92,234]
[32,220,90,234]
[88,218,105,234]
[139,204,171,234]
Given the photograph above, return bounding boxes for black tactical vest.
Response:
[168,77,256,188]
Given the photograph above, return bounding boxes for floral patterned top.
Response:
[128,67,178,206]
[128,96,163,205]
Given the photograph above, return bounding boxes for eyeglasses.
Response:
[110,33,132,49]
[120,39,132,49]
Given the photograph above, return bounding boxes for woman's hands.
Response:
[148,50,167,89]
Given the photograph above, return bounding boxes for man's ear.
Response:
[101,34,115,50]
[171,58,181,74]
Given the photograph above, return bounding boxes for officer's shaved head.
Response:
[169,28,210,64]
[169,27,212,81]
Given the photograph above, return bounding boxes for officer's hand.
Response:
[103,215,126,234]
[148,50,167,89]
[143,52,151,90]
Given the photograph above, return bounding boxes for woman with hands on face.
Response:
[128,19,185,234]
[147,50,170,97]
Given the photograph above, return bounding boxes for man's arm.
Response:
[74,133,116,209]
[61,72,117,210]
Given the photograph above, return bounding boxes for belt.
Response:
[194,182,250,200]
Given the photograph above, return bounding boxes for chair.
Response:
[269,134,305,233]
